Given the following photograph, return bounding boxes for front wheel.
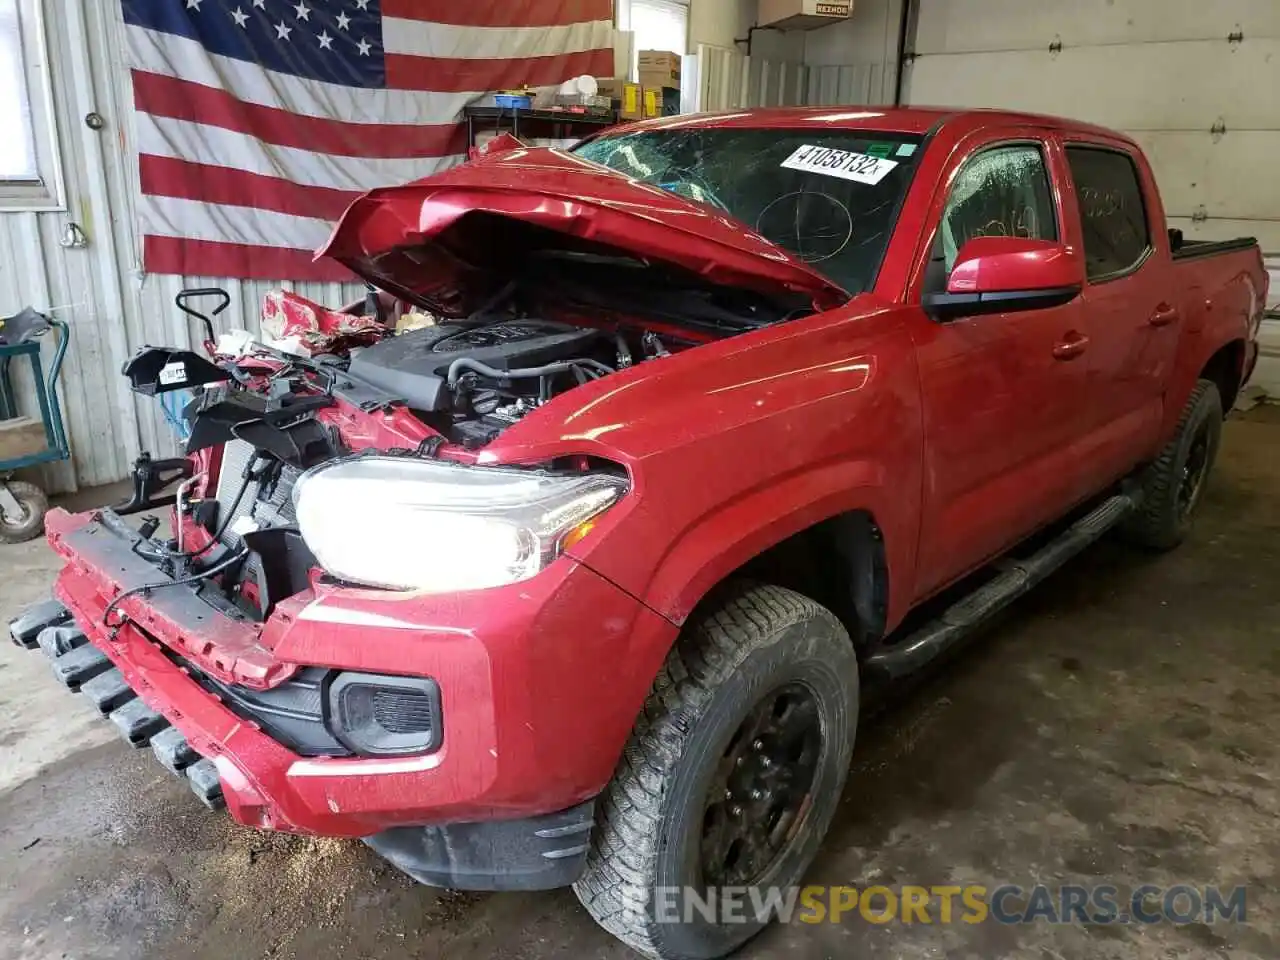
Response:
[1123,379,1223,551]
[574,583,859,960]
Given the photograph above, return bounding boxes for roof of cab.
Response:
[616,106,1134,144]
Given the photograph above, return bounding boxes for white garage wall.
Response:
[688,0,805,61]
[684,0,904,108]
[681,0,810,113]
[688,43,811,112]
[686,0,904,101]
[903,0,1280,395]
[804,0,903,103]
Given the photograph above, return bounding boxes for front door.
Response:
[909,134,1095,600]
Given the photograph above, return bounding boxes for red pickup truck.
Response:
[11,108,1267,959]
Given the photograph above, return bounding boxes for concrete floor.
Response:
[2,411,1278,960]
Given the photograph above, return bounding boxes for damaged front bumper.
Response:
[8,595,230,809]
[11,505,672,889]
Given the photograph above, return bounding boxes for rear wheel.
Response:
[574,583,858,960]
[0,481,48,544]
[1124,379,1223,551]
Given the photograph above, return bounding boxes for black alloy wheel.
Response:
[1123,378,1223,551]
[1176,418,1213,520]
[700,682,822,889]
[575,583,859,960]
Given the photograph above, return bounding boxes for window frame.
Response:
[618,0,690,75]
[1062,142,1153,286]
[922,138,1062,295]
[0,0,64,211]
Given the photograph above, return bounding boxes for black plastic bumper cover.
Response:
[364,798,597,891]
[14,596,601,892]
[9,595,225,810]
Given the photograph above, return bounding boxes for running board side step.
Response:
[864,493,1137,682]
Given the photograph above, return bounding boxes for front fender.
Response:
[495,301,925,633]
[619,458,904,625]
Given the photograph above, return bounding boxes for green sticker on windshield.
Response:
[865,142,894,159]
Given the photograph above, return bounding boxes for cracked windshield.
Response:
[576,127,924,293]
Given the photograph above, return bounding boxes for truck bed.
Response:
[1169,231,1258,261]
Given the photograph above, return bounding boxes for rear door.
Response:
[908,131,1095,600]
[1059,140,1179,476]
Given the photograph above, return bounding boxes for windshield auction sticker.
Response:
[781,144,899,185]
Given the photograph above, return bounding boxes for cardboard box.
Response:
[617,82,644,120]
[643,88,661,119]
[638,50,681,90]
[596,76,644,118]
[594,76,627,99]
[643,86,681,119]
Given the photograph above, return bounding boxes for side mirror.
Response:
[923,237,1083,321]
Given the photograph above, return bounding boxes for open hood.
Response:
[317,146,850,317]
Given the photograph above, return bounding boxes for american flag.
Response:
[122,0,615,280]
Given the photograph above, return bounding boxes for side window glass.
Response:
[930,145,1058,281]
[1065,147,1151,280]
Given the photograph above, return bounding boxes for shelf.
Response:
[463,106,617,126]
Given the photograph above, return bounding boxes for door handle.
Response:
[1052,333,1089,361]
[1149,303,1180,327]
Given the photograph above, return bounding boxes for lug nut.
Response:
[759,756,772,768]
[752,739,764,751]
[750,789,764,800]
[724,788,734,800]
[730,805,743,817]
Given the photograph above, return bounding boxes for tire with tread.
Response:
[1123,378,1222,551]
[0,481,48,544]
[574,581,858,960]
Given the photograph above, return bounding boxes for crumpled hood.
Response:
[317,146,850,317]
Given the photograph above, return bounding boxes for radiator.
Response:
[213,440,299,549]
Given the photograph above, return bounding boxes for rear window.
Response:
[574,128,924,294]
[1065,146,1152,281]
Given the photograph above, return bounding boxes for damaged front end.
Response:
[7,142,841,872]
[11,312,640,828]
[3,342,459,818]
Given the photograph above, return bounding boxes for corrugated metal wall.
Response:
[0,3,362,494]
[805,63,881,106]
[688,44,810,112]
[687,45,889,117]
[2,1,138,494]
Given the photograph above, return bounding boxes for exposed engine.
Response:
[348,319,671,447]
[108,253,780,628]
[109,315,676,619]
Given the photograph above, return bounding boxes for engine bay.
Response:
[116,311,684,620]
[112,246,804,621]
[348,317,680,447]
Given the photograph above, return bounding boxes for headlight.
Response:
[292,456,627,591]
